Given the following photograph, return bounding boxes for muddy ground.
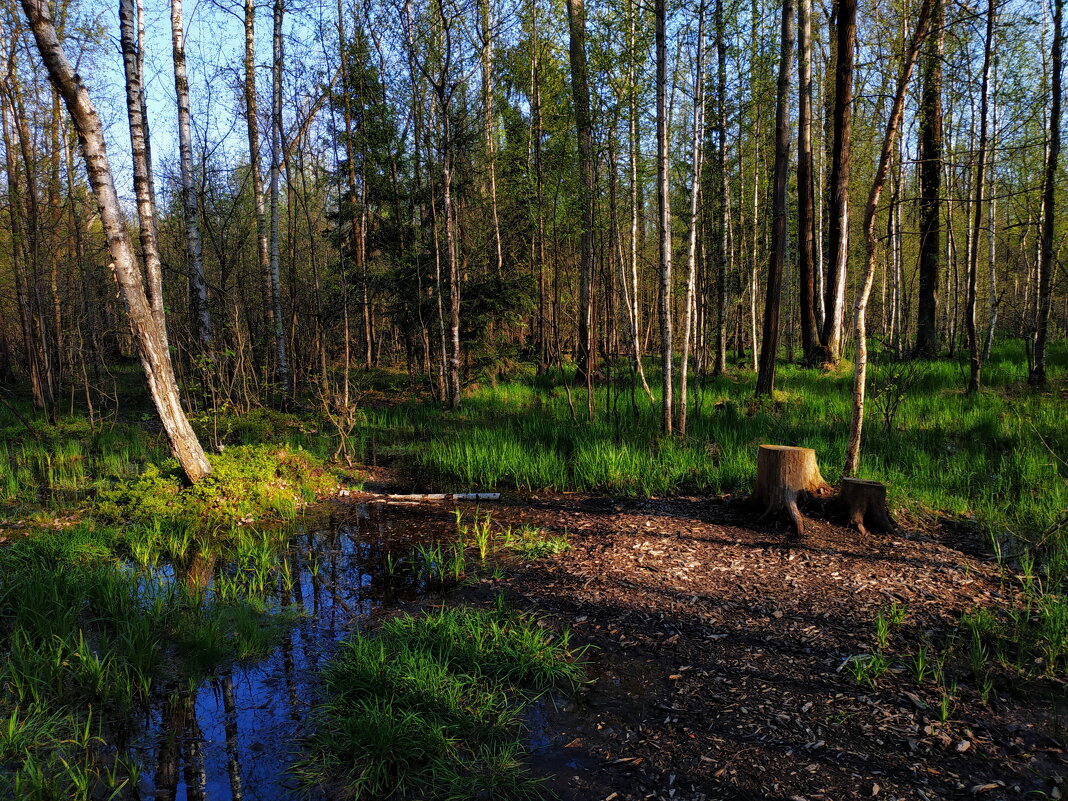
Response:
[361,486,1068,801]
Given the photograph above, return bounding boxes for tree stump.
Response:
[752,445,832,538]
[839,477,894,535]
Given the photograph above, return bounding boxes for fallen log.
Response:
[839,477,894,535]
[752,444,831,538]
[384,493,501,502]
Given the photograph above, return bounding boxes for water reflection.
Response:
[135,500,461,800]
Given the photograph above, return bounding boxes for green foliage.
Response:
[358,340,1066,550]
[94,445,335,530]
[297,603,585,799]
[501,524,571,560]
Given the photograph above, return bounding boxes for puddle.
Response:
[129,500,466,800]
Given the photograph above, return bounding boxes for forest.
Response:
[0,0,1066,796]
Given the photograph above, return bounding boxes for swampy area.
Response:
[1,349,1067,801]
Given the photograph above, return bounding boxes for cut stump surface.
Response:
[752,444,831,538]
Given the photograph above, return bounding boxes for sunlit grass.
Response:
[297,602,585,799]
[365,340,1066,550]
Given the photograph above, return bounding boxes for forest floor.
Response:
[351,477,1068,801]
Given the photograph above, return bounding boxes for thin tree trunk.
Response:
[243,0,276,377]
[655,0,673,433]
[819,0,856,364]
[755,0,795,396]
[966,0,994,393]
[21,0,211,481]
[120,0,167,351]
[628,0,653,397]
[268,0,290,389]
[844,0,933,476]
[915,0,944,356]
[680,4,706,434]
[480,0,503,274]
[170,0,212,350]
[1031,0,1061,385]
[797,0,818,361]
[566,0,595,389]
[713,0,730,375]
[983,57,999,362]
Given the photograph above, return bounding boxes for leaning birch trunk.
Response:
[119,0,166,347]
[170,0,212,350]
[20,0,211,482]
[679,5,706,436]
[844,0,934,477]
[1031,0,1062,385]
[268,0,290,390]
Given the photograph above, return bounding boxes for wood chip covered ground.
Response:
[440,492,1068,801]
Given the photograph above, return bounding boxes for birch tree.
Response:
[19,0,211,481]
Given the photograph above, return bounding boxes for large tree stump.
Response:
[752,445,831,538]
[839,477,894,535]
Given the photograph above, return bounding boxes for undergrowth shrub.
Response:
[95,445,336,529]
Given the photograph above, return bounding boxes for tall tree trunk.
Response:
[243,0,275,377]
[983,60,998,362]
[21,0,211,481]
[268,0,290,390]
[628,0,654,397]
[565,0,595,389]
[655,0,673,433]
[480,0,503,274]
[680,4,706,434]
[755,0,795,396]
[819,0,855,365]
[915,0,944,357]
[170,0,212,350]
[966,0,994,393]
[797,0,818,361]
[120,0,167,349]
[844,0,934,476]
[1031,0,1061,385]
[713,0,730,376]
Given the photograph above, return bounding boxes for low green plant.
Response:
[846,653,891,689]
[502,525,570,560]
[297,603,585,799]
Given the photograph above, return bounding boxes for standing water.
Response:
[131,500,461,800]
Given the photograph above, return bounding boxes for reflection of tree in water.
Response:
[221,670,244,801]
[154,687,207,801]
[154,674,247,801]
[141,506,459,798]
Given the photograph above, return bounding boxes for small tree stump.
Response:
[752,445,831,538]
[839,478,894,536]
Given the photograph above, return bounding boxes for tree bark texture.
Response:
[171,0,212,349]
[1031,0,1062,385]
[844,0,933,477]
[755,0,795,397]
[819,0,856,365]
[20,0,211,482]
